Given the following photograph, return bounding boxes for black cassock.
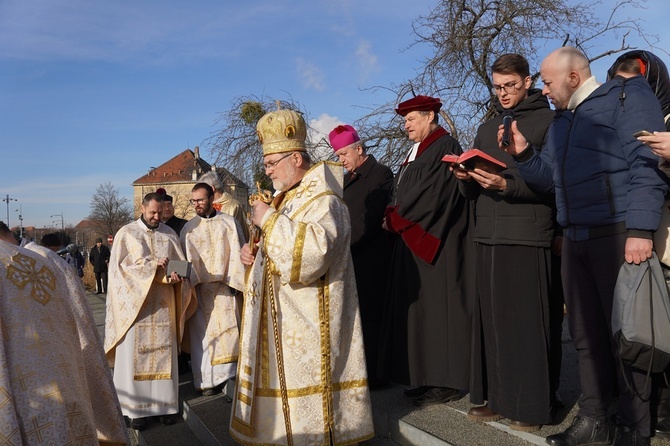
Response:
[343,155,394,382]
[379,126,474,389]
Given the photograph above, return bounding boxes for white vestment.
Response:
[1,241,129,445]
[230,162,374,446]
[181,212,246,390]
[104,219,195,419]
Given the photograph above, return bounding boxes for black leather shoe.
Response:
[96,291,103,294]
[655,416,670,439]
[159,415,177,425]
[413,387,461,407]
[130,418,147,431]
[403,385,432,397]
[613,426,649,445]
[545,415,611,446]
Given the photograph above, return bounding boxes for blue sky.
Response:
[0,0,667,230]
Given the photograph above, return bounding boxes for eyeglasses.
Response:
[263,153,293,171]
[189,198,209,205]
[491,79,523,95]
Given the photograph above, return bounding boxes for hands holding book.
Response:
[444,149,507,191]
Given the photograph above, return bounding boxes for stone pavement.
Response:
[85,290,670,446]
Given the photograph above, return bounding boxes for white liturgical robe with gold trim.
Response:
[230,161,374,446]
[180,211,246,390]
[0,241,129,445]
[104,219,196,419]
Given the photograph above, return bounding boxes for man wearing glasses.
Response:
[180,182,246,397]
[231,108,373,445]
[453,53,557,432]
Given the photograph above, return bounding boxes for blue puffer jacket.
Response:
[517,75,667,232]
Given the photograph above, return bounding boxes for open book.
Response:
[442,149,507,173]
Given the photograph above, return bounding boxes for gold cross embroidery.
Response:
[6,252,55,305]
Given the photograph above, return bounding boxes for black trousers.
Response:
[562,233,651,436]
[95,271,108,293]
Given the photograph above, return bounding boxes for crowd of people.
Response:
[3,46,670,446]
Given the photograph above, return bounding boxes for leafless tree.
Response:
[356,0,659,170]
[88,182,133,237]
[202,95,320,189]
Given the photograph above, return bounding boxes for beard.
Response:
[272,164,296,192]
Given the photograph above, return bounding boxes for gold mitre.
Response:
[256,107,307,156]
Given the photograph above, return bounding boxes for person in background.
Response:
[41,232,62,252]
[378,95,474,407]
[198,170,249,242]
[65,243,85,278]
[90,237,110,294]
[454,53,556,432]
[329,123,393,388]
[156,188,188,236]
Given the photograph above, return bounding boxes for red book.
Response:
[442,149,507,173]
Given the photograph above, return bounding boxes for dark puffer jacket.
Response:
[607,50,670,123]
[459,89,556,246]
[517,76,667,233]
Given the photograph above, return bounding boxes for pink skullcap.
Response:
[395,95,442,116]
[329,124,360,152]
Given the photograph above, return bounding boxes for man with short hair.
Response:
[231,108,373,445]
[180,182,246,396]
[105,192,195,431]
[329,124,393,386]
[89,237,110,293]
[156,188,188,236]
[506,46,667,446]
[455,53,557,432]
[41,232,61,252]
[198,170,249,242]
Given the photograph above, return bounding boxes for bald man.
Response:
[505,46,667,446]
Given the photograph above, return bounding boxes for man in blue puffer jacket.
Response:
[505,46,667,446]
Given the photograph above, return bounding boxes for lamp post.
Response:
[2,194,17,227]
[15,204,23,238]
[51,212,64,246]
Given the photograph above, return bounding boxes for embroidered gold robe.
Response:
[230,162,374,446]
[104,220,196,418]
[0,241,128,445]
[213,191,250,242]
[180,211,246,390]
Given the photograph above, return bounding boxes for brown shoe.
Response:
[510,420,540,432]
[467,404,503,422]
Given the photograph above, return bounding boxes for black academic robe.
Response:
[343,155,394,381]
[379,126,474,389]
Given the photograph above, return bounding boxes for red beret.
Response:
[395,95,442,116]
[329,124,360,152]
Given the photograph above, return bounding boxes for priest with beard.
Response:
[104,192,196,431]
[180,182,246,396]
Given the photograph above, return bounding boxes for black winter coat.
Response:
[89,244,110,273]
[459,89,555,246]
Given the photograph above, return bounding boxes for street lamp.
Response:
[51,212,64,246]
[2,194,17,227]
[15,204,23,238]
